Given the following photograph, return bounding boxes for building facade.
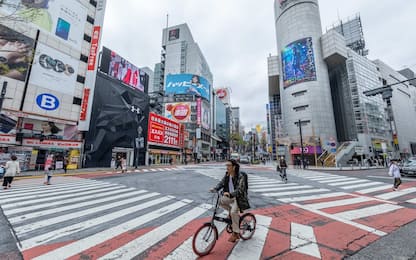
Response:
[274,0,337,147]
[0,0,106,170]
[157,23,214,162]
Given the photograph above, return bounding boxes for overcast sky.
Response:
[101,0,416,130]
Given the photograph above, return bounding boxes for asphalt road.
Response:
[0,164,415,259]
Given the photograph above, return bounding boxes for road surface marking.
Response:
[264,188,329,197]
[376,187,416,200]
[290,222,321,259]
[329,179,369,186]
[356,185,393,194]
[97,204,210,260]
[292,203,386,236]
[30,200,191,259]
[341,182,383,190]
[305,197,374,210]
[252,185,312,193]
[333,204,403,220]
[279,192,347,203]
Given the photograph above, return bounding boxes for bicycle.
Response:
[192,191,257,257]
[279,167,288,183]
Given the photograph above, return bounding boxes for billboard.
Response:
[100,47,147,92]
[165,102,192,123]
[0,24,35,82]
[165,74,211,101]
[20,118,79,140]
[0,0,88,50]
[148,112,180,148]
[84,73,149,167]
[168,28,180,41]
[281,37,317,88]
[201,101,210,130]
[30,43,79,95]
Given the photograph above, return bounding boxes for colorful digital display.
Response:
[165,74,211,101]
[281,37,317,88]
[100,47,148,92]
[168,28,180,41]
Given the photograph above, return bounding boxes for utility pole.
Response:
[363,77,416,159]
[298,119,305,169]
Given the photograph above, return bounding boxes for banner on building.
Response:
[148,112,180,148]
[164,102,192,123]
[165,74,211,101]
[30,43,79,95]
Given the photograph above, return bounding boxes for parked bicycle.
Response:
[192,190,257,256]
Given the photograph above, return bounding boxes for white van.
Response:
[230,153,240,162]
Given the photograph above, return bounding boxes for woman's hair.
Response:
[228,159,240,174]
[11,155,17,161]
[47,122,61,134]
[191,75,200,84]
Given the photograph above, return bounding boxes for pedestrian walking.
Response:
[388,159,401,191]
[115,155,122,170]
[121,156,127,173]
[44,166,53,185]
[63,157,69,173]
[2,155,21,190]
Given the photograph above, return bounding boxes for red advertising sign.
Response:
[79,88,90,120]
[196,98,202,126]
[148,112,180,147]
[87,26,101,70]
[216,88,227,99]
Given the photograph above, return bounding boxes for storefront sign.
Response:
[290,145,322,154]
[79,88,90,120]
[0,134,16,144]
[22,139,82,149]
[88,26,101,70]
[148,112,180,147]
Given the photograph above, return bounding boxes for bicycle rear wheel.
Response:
[192,223,218,256]
[239,213,256,240]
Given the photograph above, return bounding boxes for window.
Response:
[77,75,86,84]
[87,15,95,24]
[292,90,307,97]
[293,105,309,112]
[80,54,88,63]
[73,97,82,105]
[83,33,92,43]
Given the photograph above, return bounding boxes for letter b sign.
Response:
[36,93,60,111]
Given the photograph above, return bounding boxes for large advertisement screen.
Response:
[0,0,87,50]
[0,24,35,82]
[84,73,149,167]
[20,118,79,140]
[165,74,211,101]
[281,37,317,88]
[164,102,192,123]
[201,101,210,130]
[148,112,180,148]
[100,47,147,92]
[30,43,79,95]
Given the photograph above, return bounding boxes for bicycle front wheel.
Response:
[192,223,218,256]
[239,213,256,240]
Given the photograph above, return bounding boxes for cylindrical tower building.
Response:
[274,0,337,144]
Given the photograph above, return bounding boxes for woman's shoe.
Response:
[228,232,240,243]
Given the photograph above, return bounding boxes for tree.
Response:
[0,0,43,23]
[230,132,245,153]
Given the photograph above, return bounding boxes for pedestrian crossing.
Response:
[1,169,416,259]
[0,177,274,259]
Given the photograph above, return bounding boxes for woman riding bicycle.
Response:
[210,159,250,242]
[279,156,287,177]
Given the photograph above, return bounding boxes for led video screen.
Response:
[281,37,317,88]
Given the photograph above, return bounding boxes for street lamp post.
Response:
[297,119,305,169]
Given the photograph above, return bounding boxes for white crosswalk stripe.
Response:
[2,176,276,259]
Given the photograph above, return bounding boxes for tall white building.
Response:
[156,23,214,161]
[274,0,337,145]
[0,0,107,170]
